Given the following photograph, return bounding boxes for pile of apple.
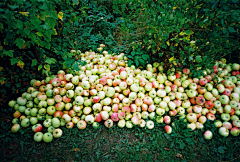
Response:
[9,44,240,142]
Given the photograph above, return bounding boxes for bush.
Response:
[111,0,240,76]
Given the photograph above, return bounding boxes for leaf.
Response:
[39,3,48,10]
[228,27,235,33]
[37,32,44,36]
[58,12,63,21]
[44,64,50,71]
[45,57,57,64]
[72,0,79,5]
[10,58,19,65]
[45,17,56,28]
[15,38,25,49]
[9,5,18,9]
[3,50,14,57]
[24,28,30,36]
[31,59,38,66]
[38,64,42,71]
[218,146,225,154]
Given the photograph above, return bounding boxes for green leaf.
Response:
[72,0,78,4]
[218,146,225,154]
[45,57,57,64]
[45,17,56,28]
[38,64,42,71]
[44,64,50,71]
[31,59,38,66]
[9,5,18,9]
[3,50,14,57]
[39,3,48,10]
[15,38,25,49]
[24,28,30,36]
[16,20,23,29]
[228,27,235,33]
[10,58,19,65]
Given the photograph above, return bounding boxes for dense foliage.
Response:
[0,0,240,161]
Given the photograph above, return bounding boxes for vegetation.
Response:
[0,0,240,161]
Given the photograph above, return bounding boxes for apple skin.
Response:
[146,120,154,129]
[11,124,20,133]
[104,119,113,128]
[203,130,213,140]
[186,113,197,123]
[164,125,172,134]
[34,132,43,142]
[52,117,61,128]
[92,122,100,129]
[77,120,87,129]
[21,118,30,128]
[53,128,63,138]
[32,124,43,132]
[230,127,240,136]
[163,115,171,124]
[219,126,229,137]
[42,132,53,143]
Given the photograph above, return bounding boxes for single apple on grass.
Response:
[203,130,213,140]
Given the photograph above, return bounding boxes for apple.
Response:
[34,132,43,142]
[11,124,20,133]
[187,122,196,131]
[43,132,53,143]
[53,128,63,138]
[52,117,61,128]
[219,127,229,137]
[146,120,154,129]
[186,113,197,123]
[164,115,171,124]
[21,118,30,128]
[165,123,173,132]
[32,124,43,132]
[203,130,213,140]
[219,95,229,105]
[77,120,87,129]
[198,116,207,124]
[230,127,240,136]
[48,126,55,133]
[221,113,230,121]
[104,119,113,128]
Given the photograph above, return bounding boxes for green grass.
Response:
[1,112,240,162]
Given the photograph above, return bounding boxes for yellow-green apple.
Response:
[53,128,63,138]
[146,120,154,129]
[219,126,229,137]
[203,130,213,140]
[43,132,53,143]
[34,132,43,142]
[11,124,20,133]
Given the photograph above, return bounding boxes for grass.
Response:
[1,110,240,162]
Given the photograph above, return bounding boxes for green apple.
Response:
[34,132,43,142]
[8,100,17,107]
[11,124,20,133]
[92,122,100,129]
[52,117,61,128]
[48,126,55,133]
[30,117,38,125]
[12,118,19,124]
[42,132,53,143]
[21,118,30,128]
[43,119,52,128]
[18,106,26,113]
[30,108,38,116]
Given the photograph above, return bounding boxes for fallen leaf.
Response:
[176,153,183,159]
